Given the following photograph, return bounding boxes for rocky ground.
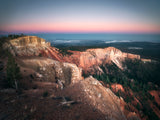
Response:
[0,80,106,120]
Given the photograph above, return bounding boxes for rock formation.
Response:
[3,36,151,74]
[3,36,146,73]
[18,57,82,86]
[78,76,127,120]
[64,47,141,73]
[3,36,63,61]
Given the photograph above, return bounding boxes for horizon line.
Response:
[1,31,160,35]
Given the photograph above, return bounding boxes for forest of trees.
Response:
[84,59,160,120]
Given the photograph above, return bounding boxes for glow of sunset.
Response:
[0,0,160,33]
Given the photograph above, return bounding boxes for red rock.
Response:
[64,47,141,73]
[111,83,125,93]
[149,90,160,105]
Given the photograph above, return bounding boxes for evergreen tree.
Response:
[106,75,110,83]
[136,103,140,110]
[112,78,117,83]
[7,54,21,89]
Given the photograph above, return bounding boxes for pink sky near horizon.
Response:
[1,22,160,33]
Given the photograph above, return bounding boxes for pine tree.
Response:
[112,78,117,83]
[106,75,110,83]
[7,54,21,89]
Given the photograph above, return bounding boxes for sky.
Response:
[0,0,160,34]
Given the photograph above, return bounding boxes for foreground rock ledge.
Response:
[61,76,140,120]
[18,57,82,86]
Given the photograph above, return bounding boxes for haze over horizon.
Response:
[0,0,160,34]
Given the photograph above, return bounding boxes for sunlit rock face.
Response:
[64,47,140,73]
[80,76,126,120]
[9,36,48,47]
[3,36,63,61]
[64,76,131,120]
[18,57,82,86]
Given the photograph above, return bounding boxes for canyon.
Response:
[1,35,154,120]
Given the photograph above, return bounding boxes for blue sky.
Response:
[0,0,160,33]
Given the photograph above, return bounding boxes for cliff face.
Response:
[3,36,146,73]
[77,76,127,120]
[64,47,140,73]
[3,36,63,61]
[9,36,48,46]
